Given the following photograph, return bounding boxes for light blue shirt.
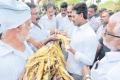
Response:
[96,24,105,39]
[0,41,33,80]
[67,22,76,37]
[56,13,71,32]
[56,13,76,37]
[91,51,120,80]
[29,23,49,41]
[88,16,100,32]
[39,14,57,31]
[66,23,98,75]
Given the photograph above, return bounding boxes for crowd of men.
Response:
[0,0,120,80]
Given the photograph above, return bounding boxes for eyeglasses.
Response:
[104,29,120,38]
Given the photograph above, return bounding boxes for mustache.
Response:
[68,15,72,17]
[62,13,65,14]
[36,17,40,21]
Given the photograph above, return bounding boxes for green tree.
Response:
[99,0,120,11]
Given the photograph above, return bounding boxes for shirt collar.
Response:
[45,14,55,21]
[77,22,89,30]
[0,40,14,56]
[106,51,120,62]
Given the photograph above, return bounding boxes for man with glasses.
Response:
[90,11,120,80]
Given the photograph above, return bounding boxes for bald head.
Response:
[103,11,120,51]
[107,12,120,35]
[109,12,120,23]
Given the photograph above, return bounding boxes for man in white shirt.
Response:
[88,4,100,32]
[0,1,33,79]
[39,3,57,31]
[66,5,76,36]
[26,3,58,51]
[26,3,48,41]
[66,3,98,80]
[96,10,112,39]
[56,2,70,32]
[94,10,114,63]
[91,11,120,80]
[93,10,111,62]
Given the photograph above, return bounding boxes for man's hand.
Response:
[43,35,59,45]
[27,37,43,49]
[50,28,68,36]
[67,47,76,54]
[50,28,61,35]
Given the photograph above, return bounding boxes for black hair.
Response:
[60,2,68,8]
[73,3,88,19]
[99,8,107,14]
[26,2,36,9]
[89,4,98,12]
[102,10,114,16]
[109,11,114,16]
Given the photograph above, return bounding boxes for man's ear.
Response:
[78,13,83,19]
[81,13,84,18]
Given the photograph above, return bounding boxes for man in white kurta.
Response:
[96,10,111,40]
[39,14,56,31]
[91,51,120,80]
[66,22,98,76]
[38,3,57,31]
[26,3,49,42]
[66,3,98,80]
[88,4,100,32]
[91,11,120,80]
[56,2,71,32]
[0,0,33,80]
[29,24,49,41]
[0,41,33,80]
[56,13,70,31]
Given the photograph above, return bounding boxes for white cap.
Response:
[0,0,31,33]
